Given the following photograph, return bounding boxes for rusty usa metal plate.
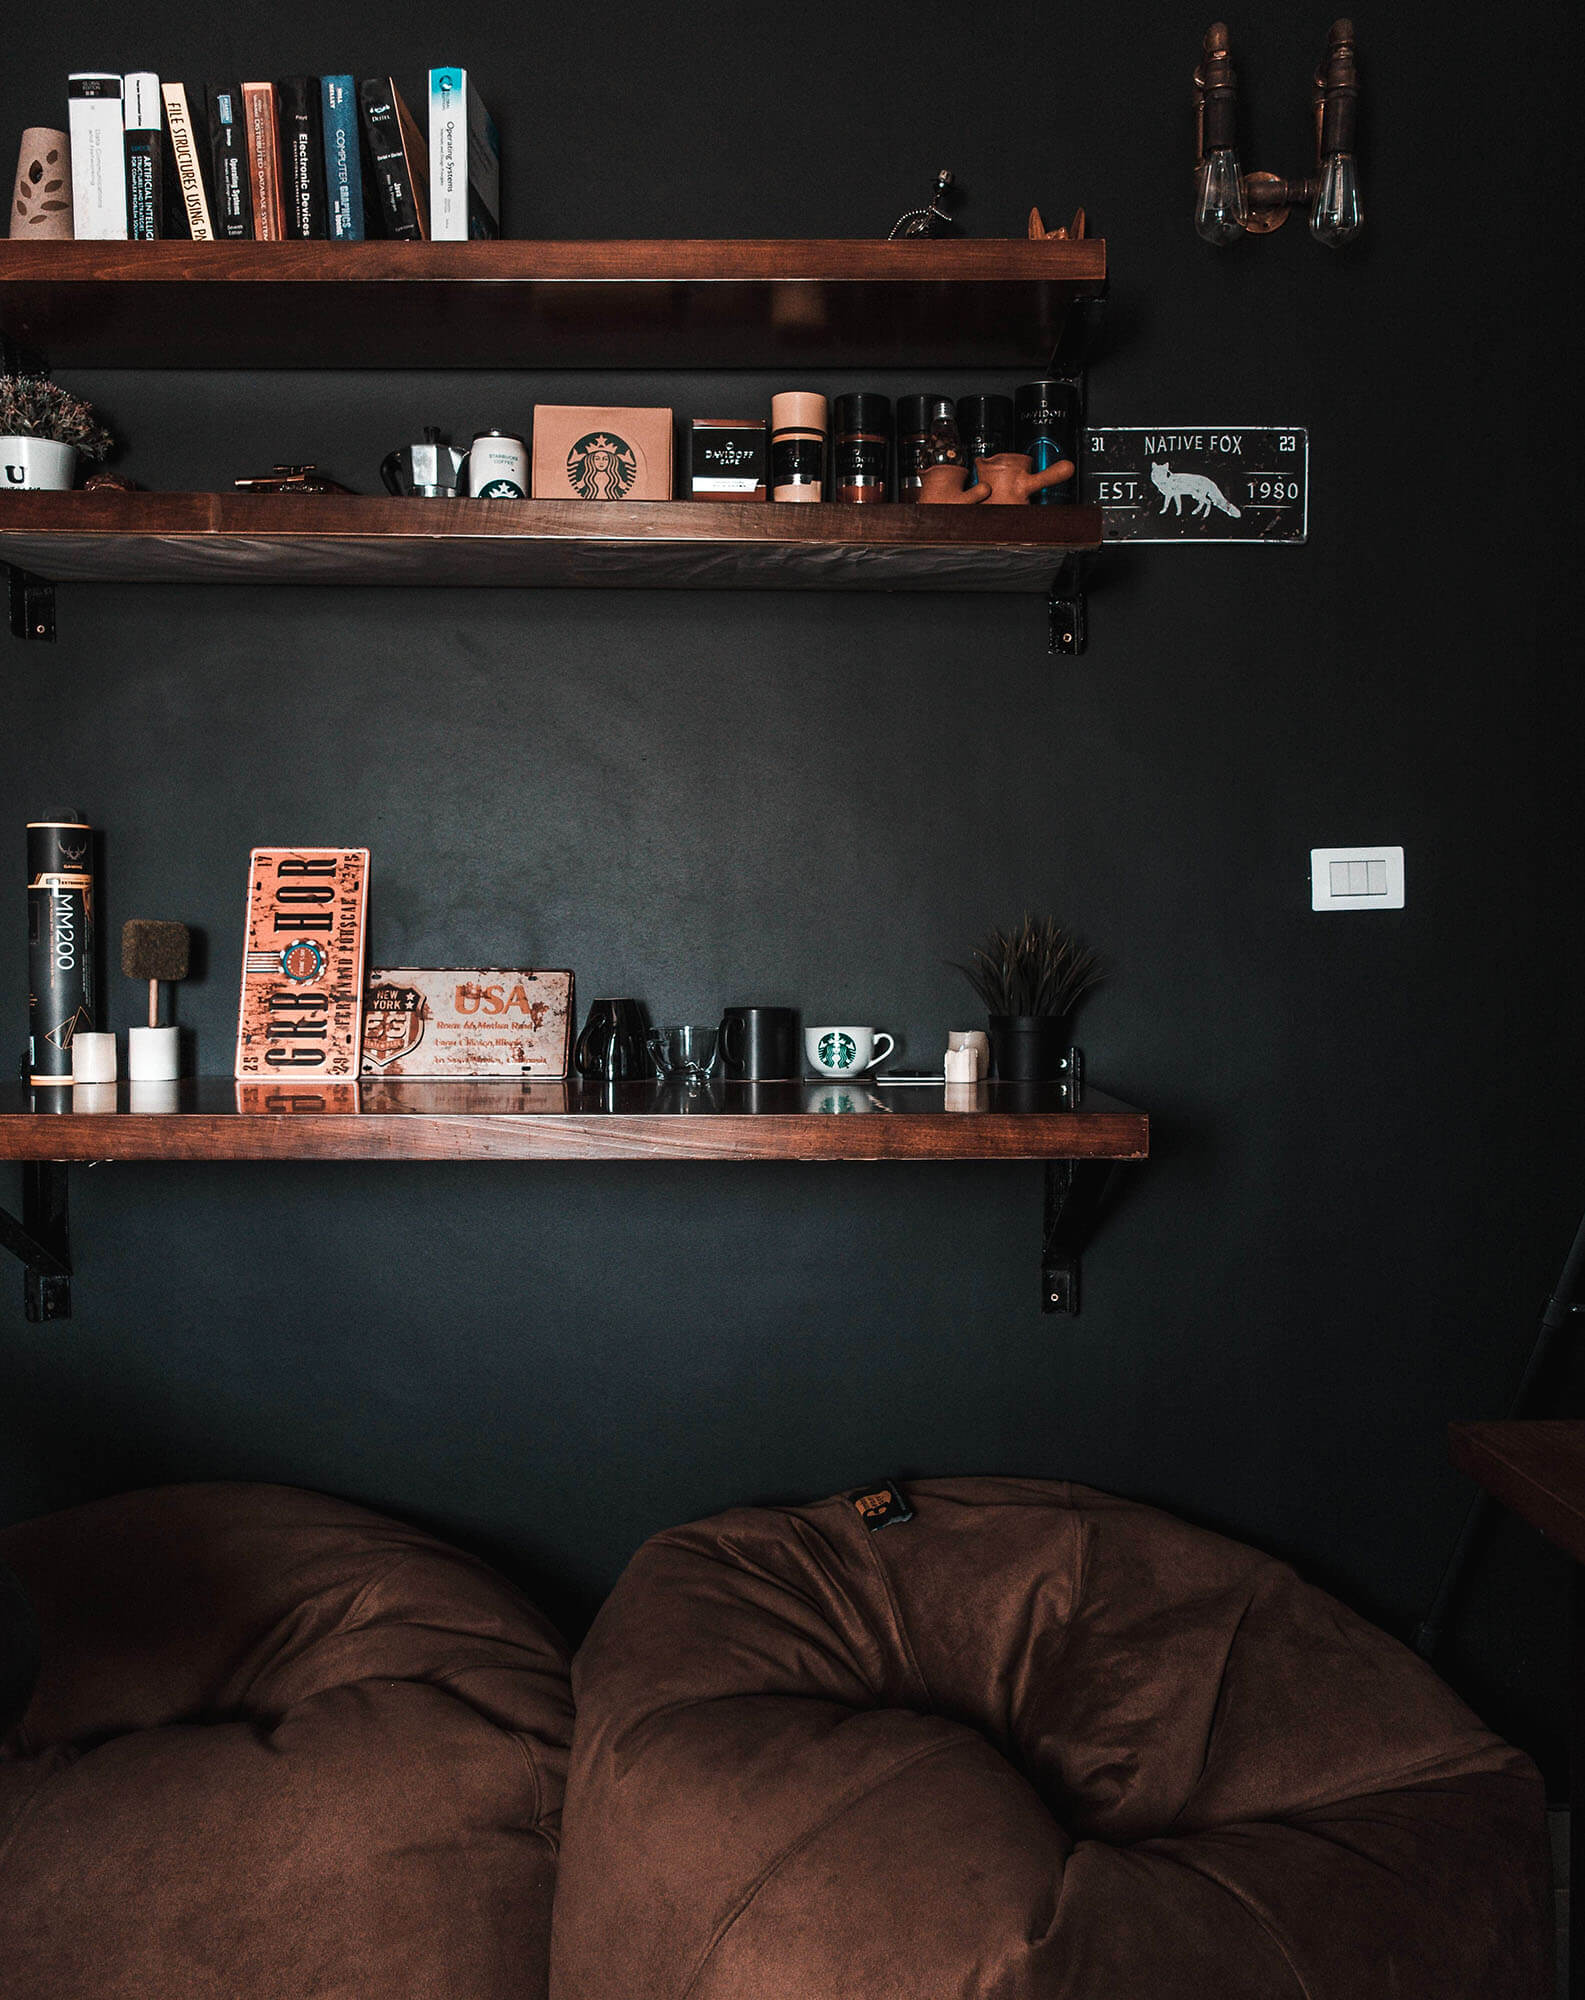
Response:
[360,968,573,1078]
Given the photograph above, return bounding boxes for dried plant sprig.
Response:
[0,374,114,459]
[951,912,1102,1019]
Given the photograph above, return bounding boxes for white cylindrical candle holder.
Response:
[944,1046,980,1082]
[128,1024,180,1081]
[71,1030,118,1082]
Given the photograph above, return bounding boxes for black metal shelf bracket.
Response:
[1046,307,1095,657]
[1038,1043,1124,1313]
[8,565,56,642]
[1048,557,1087,656]
[1042,1156,1122,1314]
[1,1163,72,1321]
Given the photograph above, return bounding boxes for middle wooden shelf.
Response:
[0,490,1102,593]
[0,1078,1147,1163]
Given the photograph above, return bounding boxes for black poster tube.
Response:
[27,819,95,1086]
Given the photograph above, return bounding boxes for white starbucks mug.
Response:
[805,1025,895,1078]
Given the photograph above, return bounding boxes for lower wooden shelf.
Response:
[0,492,1101,593]
[0,1077,1148,1164]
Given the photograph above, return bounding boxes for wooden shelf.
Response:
[0,491,1102,592]
[0,1078,1147,1164]
[0,238,1107,371]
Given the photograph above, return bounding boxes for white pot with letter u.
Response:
[0,436,76,490]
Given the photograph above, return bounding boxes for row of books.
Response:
[65,71,498,243]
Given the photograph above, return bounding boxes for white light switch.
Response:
[1310,845,1404,910]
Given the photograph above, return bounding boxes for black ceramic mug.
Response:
[574,998,651,1081]
[718,1006,799,1081]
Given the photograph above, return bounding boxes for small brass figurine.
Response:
[234,464,353,494]
[1027,206,1086,240]
[889,170,961,240]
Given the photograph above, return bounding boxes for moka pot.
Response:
[380,427,466,498]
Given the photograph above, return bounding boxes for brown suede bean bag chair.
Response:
[0,1483,574,2000]
[553,1476,1550,2000]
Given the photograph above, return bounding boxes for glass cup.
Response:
[647,1025,719,1083]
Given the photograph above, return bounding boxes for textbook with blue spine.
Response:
[320,76,367,240]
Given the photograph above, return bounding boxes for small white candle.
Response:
[947,1030,990,1079]
[71,1031,117,1083]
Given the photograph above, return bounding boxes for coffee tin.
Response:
[1014,382,1079,505]
[681,418,768,499]
[467,431,529,498]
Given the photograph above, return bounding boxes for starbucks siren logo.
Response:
[568,432,638,501]
[818,1031,857,1070]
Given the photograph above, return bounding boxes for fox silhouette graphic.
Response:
[1150,461,1242,519]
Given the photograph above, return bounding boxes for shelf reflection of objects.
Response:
[235,1082,361,1115]
[71,1082,119,1114]
[654,1076,725,1114]
[943,1081,981,1113]
[722,1079,802,1115]
[129,1078,180,1113]
[803,1082,890,1115]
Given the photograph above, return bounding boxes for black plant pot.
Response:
[986,1014,1069,1082]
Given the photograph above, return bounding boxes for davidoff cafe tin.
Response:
[531,406,673,501]
[680,419,768,500]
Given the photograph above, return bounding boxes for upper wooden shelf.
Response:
[0,1078,1147,1165]
[0,238,1106,371]
[0,491,1102,592]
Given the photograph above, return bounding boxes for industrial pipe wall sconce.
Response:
[1193,19,1362,247]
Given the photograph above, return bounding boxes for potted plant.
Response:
[0,375,113,491]
[953,912,1101,1081]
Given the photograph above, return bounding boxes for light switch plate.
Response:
[1310,845,1405,910]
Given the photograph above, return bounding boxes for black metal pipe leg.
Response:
[2,1162,73,1321]
[1041,1158,1119,1315]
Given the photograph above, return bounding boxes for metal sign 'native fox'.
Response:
[1086,427,1308,542]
